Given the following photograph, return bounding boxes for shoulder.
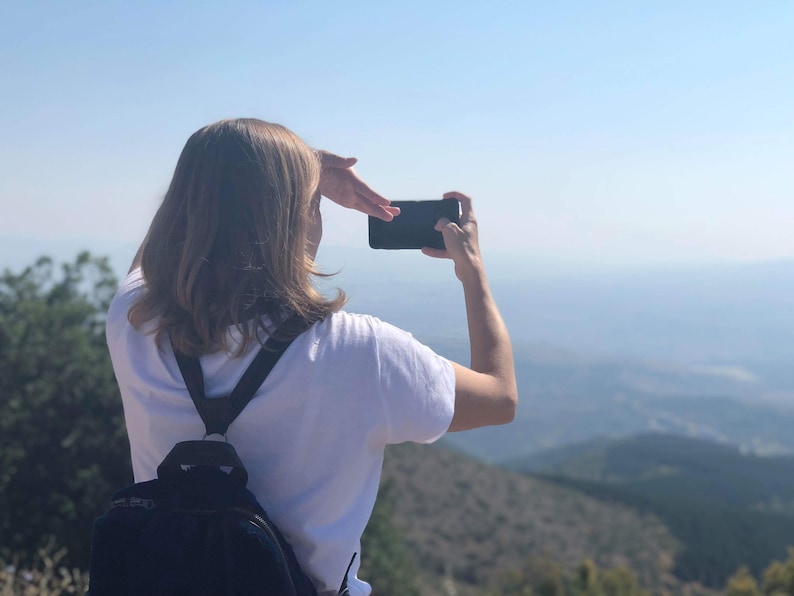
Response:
[106,267,147,342]
[110,267,146,306]
[315,311,418,349]
[312,311,447,376]
[316,314,455,445]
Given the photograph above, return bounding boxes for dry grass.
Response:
[0,540,88,596]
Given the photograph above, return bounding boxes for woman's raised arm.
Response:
[422,191,518,432]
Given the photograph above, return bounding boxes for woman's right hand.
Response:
[421,191,484,284]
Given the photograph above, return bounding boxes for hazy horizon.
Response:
[4,235,793,384]
[3,233,793,283]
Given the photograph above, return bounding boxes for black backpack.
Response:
[88,332,353,595]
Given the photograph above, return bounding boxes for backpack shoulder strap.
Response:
[172,327,304,437]
[225,335,296,430]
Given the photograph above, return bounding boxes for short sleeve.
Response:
[369,318,456,445]
[106,268,146,345]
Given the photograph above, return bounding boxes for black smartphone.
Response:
[368,198,461,250]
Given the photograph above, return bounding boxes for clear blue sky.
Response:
[1,0,792,267]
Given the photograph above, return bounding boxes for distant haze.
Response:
[4,236,793,371]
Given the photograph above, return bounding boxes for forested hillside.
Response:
[0,254,132,568]
[508,433,794,513]
[380,442,679,594]
[507,433,794,587]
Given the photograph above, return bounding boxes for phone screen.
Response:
[368,199,460,249]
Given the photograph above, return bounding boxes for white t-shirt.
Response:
[105,269,456,595]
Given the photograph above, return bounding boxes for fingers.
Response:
[337,156,358,168]
[334,162,391,206]
[443,190,473,222]
[432,216,462,250]
[424,193,475,263]
[370,204,399,221]
[319,150,358,169]
[421,247,450,259]
[319,163,394,216]
[355,181,391,206]
[382,204,401,219]
[357,190,399,218]
[355,197,400,221]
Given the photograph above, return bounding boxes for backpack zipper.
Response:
[111,497,154,509]
[229,506,298,596]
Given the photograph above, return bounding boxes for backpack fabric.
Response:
[88,329,345,595]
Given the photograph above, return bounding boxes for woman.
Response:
[105,118,517,594]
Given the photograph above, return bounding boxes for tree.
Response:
[488,556,566,596]
[726,566,761,596]
[599,567,645,596]
[574,559,601,596]
[0,253,131,569]
[359,479,421,595]
[489,557,647,596]
[723,547,794,596]
[761,548,794,595]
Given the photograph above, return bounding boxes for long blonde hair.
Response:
[129,118,344,356]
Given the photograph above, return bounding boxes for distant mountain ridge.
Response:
[507,432,794,514]
[433,339,794,463]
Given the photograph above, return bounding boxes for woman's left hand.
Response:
[317,150,400,221]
